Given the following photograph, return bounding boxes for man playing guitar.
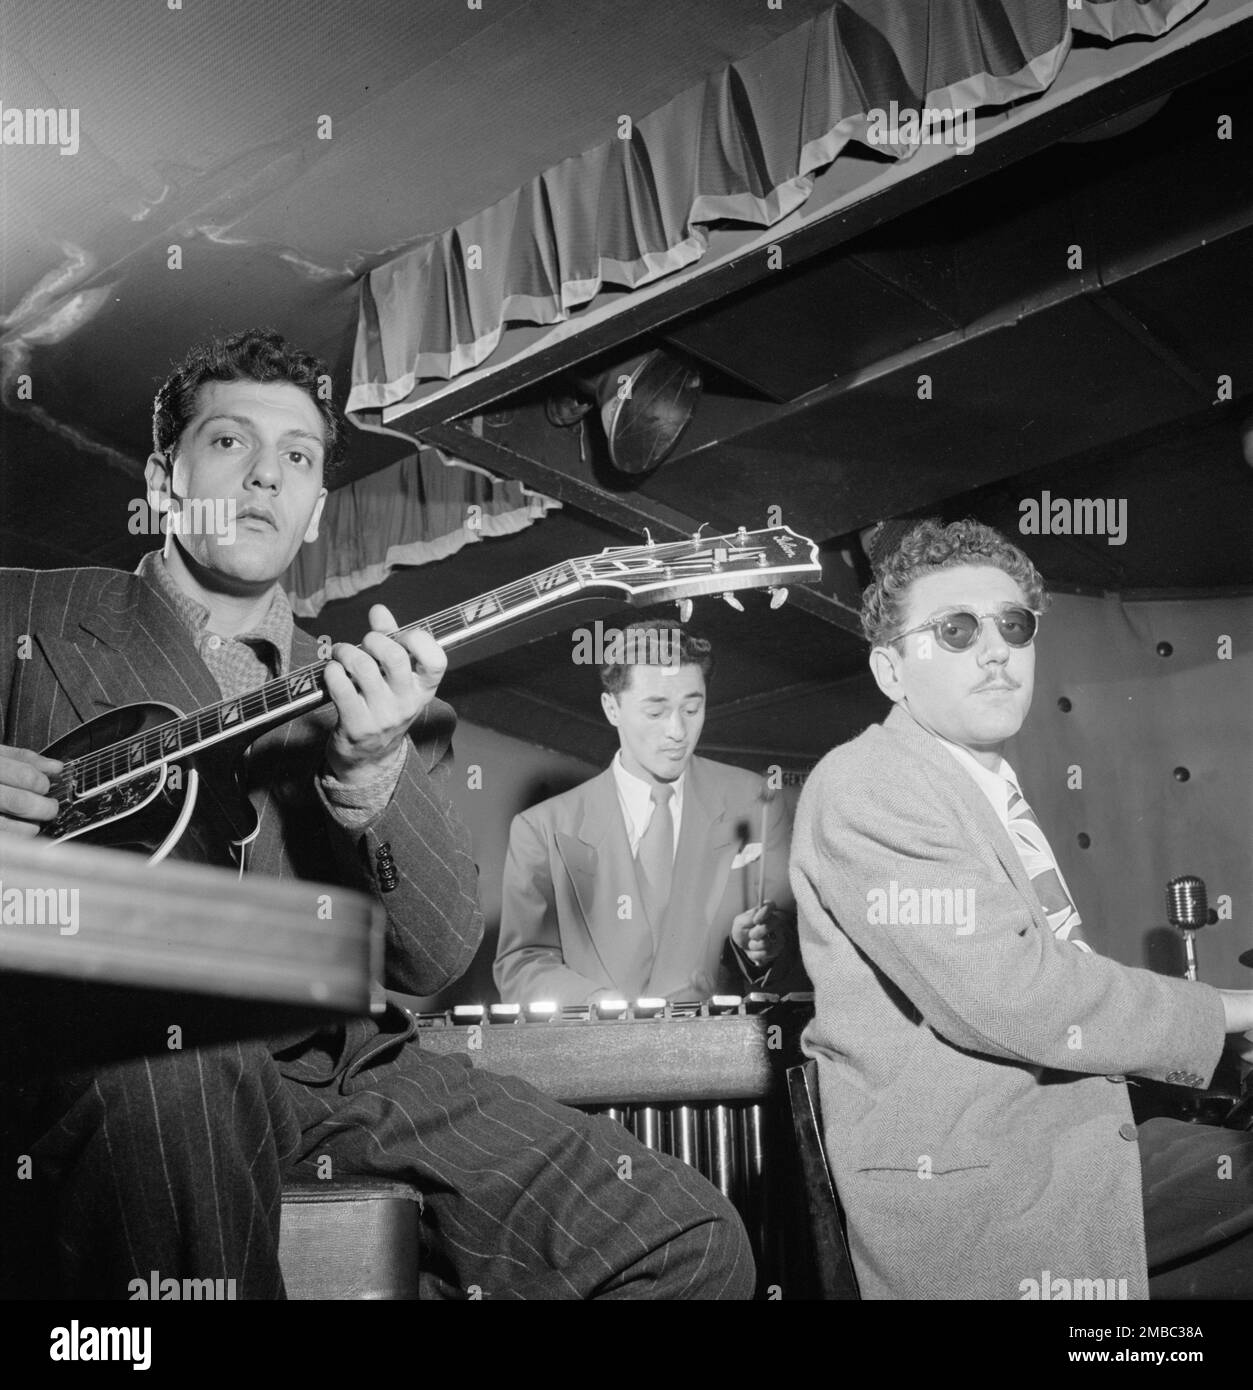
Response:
[0,326,755,1300]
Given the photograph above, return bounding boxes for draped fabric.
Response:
[349,0,1203,422]
[282,447,560,617]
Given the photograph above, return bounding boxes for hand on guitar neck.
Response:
[322,603,448,787]
[0,602,448,838]
[0,745,63,838]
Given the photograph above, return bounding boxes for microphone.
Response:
[1166,875,1216,981]
[1166,875,1211,931]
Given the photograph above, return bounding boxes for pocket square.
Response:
[730,843,763,870]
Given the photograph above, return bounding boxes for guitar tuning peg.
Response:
[722,592,745,612]
[769,587,789,609]
[675,599,693,623]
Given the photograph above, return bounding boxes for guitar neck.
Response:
[67,557,591,795]
[63,526,820,797]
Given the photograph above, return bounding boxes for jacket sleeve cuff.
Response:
[317,741,409,828]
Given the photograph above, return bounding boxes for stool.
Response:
[279,1178,423,1300]
[785,1060,860,1300]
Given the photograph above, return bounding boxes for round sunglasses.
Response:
[889,606,1040,653]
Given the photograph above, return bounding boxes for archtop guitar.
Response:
[39,526,822,868]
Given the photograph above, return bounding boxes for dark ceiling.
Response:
[425,54,1253,767]
[2,9,1251,770]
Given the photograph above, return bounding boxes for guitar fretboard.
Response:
[64,558,587,795]
[54,527,817,799]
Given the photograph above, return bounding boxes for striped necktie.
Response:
[1005,784,1088,948]
[636,782,675,927]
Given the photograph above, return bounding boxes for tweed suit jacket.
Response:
[790,703,1226,1300]
[495,755,806,1005]
[0,564,484,1072]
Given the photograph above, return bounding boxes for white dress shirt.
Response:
[935,736,1016,826]
[611,752,684,857]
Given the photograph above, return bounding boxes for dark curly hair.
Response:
[151,327,347,481]
[861,518,1048,647]
[600,620,713,696]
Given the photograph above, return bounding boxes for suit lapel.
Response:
[883,706,1050,934]
[33,566,219,725]
[561,769,655,995]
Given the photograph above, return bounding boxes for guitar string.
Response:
[58,562,586,788]
[58,541,779,791]
[56,539,781,790]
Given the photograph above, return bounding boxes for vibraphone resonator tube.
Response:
[407,993,816,1284]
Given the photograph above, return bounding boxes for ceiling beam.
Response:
[670,215,1253,473]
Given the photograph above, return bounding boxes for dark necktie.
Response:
[637,782,675,926]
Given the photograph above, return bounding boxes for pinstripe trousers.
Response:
[20,1007,755,1300]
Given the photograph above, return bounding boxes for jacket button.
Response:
[1107,1074,1126,1084]
[1118,1122,1138,1141]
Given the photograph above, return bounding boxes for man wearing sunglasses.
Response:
[790,518,1253,1300]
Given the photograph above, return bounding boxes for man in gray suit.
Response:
[0,328,753,1299]
[496,621,806,1006]
[791,518,1253,1299]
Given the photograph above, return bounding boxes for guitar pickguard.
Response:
[41,701,253,868]
[50,766,166,841]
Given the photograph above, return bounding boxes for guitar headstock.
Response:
[581,526,823,608]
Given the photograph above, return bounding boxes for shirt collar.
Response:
[611,750,685,836]
[136,548,294,676]
[933,734,1020,822]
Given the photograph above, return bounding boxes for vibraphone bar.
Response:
[406,992,816,1285]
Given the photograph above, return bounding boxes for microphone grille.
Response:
[1166,875,1207,930]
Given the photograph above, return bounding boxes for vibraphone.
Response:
[407,992,816,1291]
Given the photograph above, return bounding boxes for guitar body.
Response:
[40,702,257,869]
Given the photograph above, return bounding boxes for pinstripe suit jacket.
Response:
[790,703,1226,1300]
[0,564,484,1071]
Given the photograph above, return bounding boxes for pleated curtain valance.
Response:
[348,0,1203,422]
[282,446,560,617]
